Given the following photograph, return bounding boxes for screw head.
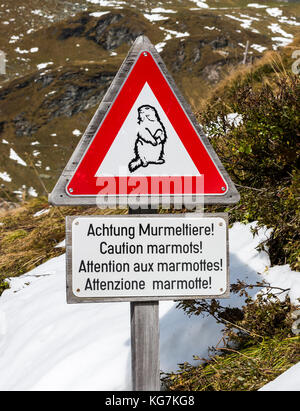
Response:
[143,52,148,56]
[221,186,226,191]
[69,188,73,193]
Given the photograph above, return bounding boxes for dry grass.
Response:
[162,336,300,391]
[197,33,300,112]
[0,197,127,289]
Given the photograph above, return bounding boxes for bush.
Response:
[0,276,9,296]
[164,50,300,391]
[164,284,298,391]
[200,70,300,270]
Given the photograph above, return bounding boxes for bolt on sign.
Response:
[0,51,6,75]
[50,36,239,391]
[49,36,239,208]
[66,214,229,303]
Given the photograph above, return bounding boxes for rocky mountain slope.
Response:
[0,0,299,199]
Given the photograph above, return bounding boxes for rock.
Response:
[172,42,186,72]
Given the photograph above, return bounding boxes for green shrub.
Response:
[162,336,300,391]
[0,277,9,296]
[200,72,300,270]
[164,284,299,391]
[164,56,300,391]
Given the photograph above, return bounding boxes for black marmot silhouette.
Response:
[128,105,167,173]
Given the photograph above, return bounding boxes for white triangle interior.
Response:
[95,82,201,177]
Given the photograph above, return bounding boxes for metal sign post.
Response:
[131,300,160,391]
[66,212,229,390]
[129,207,160,391]
[49,36,239,208]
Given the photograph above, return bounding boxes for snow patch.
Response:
[260,362,300,391]
[28,187,38,197]
[269,23,293,39]
[151,8,176,14]
[247,3,267,8]
[0,172,11,182]
[33,209,50,218]
[144,13,168,22]
[37,62,53,70]
[155,42,166,53]
[225,14,259,30]
[86,0,125,7]
[272,37,294,50]
[72,129,82,136]
[0,222,298,390]
[266,7,282,18]
[251,44,267,53]
[189,0,209,9]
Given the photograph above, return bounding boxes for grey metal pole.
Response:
[129,207,160,391]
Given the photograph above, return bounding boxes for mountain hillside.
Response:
[0,0,299,199]
[0,1,299,392]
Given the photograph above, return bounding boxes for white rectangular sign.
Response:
[66,214,229,303]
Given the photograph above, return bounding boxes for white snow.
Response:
[268,23,293,39]
[28,187,38,197]
[251,44,267,53]
[9,148,27,166]
[189,0,209,9]
[204,26,219,31]
[247,3,267,9]
[157,27,190,47]
[0,222,298,390]
[144,13,169,22]
[151,8,176,14]
[72,129,82,136]
[206,113,243,136]
[37,62,53,70]
[15,47,39,54]
[155,42,166,53]
[86,0,125,7]
[9,35,20,44]
[272,36,294,50]
[162,28,189,38]
[55,240,65,248]
[89,12,109,18]
[279,16,300,27]
[266,7,283,18]
[259,362,300,391]
[0,171,11,182]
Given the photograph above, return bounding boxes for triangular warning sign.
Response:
[49,36,239,206]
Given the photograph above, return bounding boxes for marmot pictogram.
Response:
[128,105,167,173]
